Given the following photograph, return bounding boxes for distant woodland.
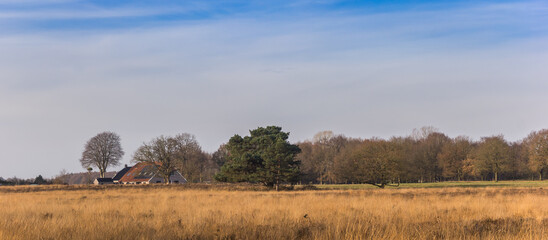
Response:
[296,127,548,186]
[3,126,548,187]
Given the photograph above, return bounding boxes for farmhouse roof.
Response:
[112,165,132,181]
[118,162,159,183]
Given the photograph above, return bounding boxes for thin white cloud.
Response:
[0,0,77,4]
[480,1,548,12]
[0,7,189,20]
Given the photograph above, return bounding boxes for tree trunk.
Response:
[494,171,498,182]
[276,161,281,191]
[539,171,543,181]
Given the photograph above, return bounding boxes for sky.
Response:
[1,0,547,179]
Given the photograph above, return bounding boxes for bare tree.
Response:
[80,132,124,178]
[53,169,70,185]
[133,136,179,184]
[411,126,439,141]
[352,138,402,188]
[413,131,449,182]
[212,144,229,168]
[472,135,510,182]
[437,136,473,181]
[311,131,346,184]
[87,167,93,184]
[133,133,207,184]
[527,129,548,180]
[313,131,334,145]
[173,133,207,182]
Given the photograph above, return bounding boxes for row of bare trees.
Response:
[297,127,548,186]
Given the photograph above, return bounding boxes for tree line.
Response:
[0,175,48,185]
[5,126,547,187]
[298,127,548,186]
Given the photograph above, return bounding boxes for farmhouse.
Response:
[117,162,187,184]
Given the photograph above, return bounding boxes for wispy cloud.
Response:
[0,7,183,20]
[0,0,77,4]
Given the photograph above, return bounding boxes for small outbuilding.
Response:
[94,178,114,185]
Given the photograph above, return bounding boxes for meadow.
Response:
[315,180,548,189]
[1,184,548,239]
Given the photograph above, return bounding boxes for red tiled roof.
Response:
[118,162,159,183]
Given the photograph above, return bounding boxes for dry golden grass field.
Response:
[2,184,548,239]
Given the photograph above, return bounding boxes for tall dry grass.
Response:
[1,185,548,239]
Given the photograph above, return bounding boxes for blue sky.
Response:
[1,0,548,178]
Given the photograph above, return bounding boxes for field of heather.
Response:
[1,184,548,239]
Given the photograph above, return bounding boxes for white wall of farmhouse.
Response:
[149,171,187,184]
[169,171,187,184]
